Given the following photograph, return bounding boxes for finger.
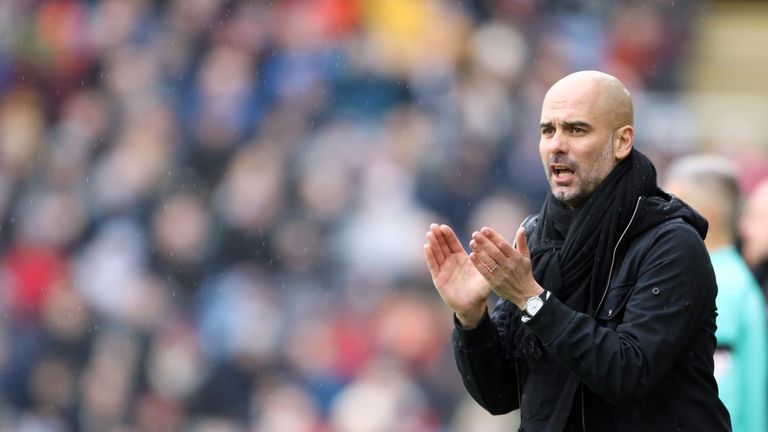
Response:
[431,223,452,259]
[480,227,516,257]
[515,227,530,259]
[469,242,499,274]
[439,224,465,254]
[470,230,508,265]
[426,229,445,264]
[423,244,440,278]
[469,252,496,278]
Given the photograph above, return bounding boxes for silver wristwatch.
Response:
[521,291,549,323]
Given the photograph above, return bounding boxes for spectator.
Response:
[741,178,768,294]
[665,154,768,432]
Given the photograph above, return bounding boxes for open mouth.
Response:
[551,165,574,176]
[551,165,575,184]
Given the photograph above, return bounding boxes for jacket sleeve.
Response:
[525,222,717,404]
[453,309,523,415]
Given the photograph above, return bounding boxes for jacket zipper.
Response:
[592,196,643,316]
[583,196,643,430]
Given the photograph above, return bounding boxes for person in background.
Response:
[665,153,767,432]
[424,70,731,431]
[741,178,768,296]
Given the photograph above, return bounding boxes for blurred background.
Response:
[0,0,767,431]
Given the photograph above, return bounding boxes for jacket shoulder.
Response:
[614,216,713,290]
[641,217,705,249]
[627,217,714,284]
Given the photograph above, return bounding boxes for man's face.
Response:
[740,183,768,266]
[539,85,618,208]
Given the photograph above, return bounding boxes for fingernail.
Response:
[481,228,490,235]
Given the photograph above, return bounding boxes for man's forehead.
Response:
[541,88,611,127]
[542,82,599,109]
[540,99,596,123]
[542,72,633,128]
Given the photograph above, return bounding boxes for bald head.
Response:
[544,71,634,130]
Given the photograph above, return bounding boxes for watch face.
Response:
[525,296,544,316]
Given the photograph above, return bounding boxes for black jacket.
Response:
[453,195,731,431]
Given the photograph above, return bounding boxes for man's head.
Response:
[740,178,768,267]
[663,154,741,252]
[539,70,634,208]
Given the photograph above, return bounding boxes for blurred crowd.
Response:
[2,0,766,431]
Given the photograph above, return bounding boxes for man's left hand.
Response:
[469,226,544,310]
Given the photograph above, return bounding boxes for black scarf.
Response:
[533,149,659,314]
[503,149,661,361]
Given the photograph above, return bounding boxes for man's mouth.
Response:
[551,165,575,184]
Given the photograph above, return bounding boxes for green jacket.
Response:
[711,246,767,432]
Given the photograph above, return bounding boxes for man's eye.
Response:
[568,127,588,135]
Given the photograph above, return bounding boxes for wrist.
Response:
[520,289,549,323]
[456,305,487,329]
[516,285,546,310]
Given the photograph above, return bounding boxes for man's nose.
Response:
[546,130,568,154]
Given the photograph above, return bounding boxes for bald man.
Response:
[665,154,766,432]
[425,71,730,431]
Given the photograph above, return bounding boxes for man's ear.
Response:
[613,125,633,160]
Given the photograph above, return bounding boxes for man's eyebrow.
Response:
[561,120,592,129]
[539,120,593,129]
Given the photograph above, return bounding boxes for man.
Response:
[424,71,731,431]
[665,154,766,432]
[741,178,768,295]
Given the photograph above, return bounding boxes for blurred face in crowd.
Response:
[539,71,634,208]
[740,180,768,266]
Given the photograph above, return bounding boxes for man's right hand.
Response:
[424,223,491,328]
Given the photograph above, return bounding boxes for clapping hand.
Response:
[423,224,491,327]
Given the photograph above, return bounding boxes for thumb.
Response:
[515,227,530,259]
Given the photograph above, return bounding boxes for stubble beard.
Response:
[549,133,615,208]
